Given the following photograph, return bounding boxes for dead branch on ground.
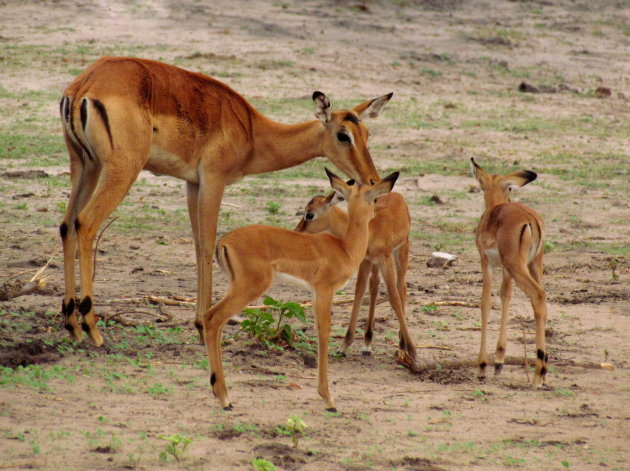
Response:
[0,257,53,301]
[395,350,615,374]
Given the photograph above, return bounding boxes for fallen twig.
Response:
[92,217,118,282]
[395,350,615,373]
[0,257,53,301]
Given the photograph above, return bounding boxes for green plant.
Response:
[266,201,282,215]
[274,415,307,448]
[159,434,192,462]
[240,296,307,348]
[252,458,276,471]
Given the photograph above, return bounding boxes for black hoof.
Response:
[494,363,503,375]
[361,350,372,357]
[223,404,233,411]
[326,407,337,413]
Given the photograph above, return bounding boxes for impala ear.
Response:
[323,191,344,206]
[366,171,399,202]
[313,91,332,124]
[504,170,537,190]
[325,168,351,200]
[354,92,393,120]
[470,157,488,186]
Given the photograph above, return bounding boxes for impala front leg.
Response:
[194,174,226,344]
[314,288,336,412]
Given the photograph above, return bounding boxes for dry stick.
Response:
[395,350,615,374]
[92,216,118,282]
[0,257,53,301]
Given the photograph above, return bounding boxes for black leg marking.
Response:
[496,346,505,355]
[62,298,76,316]
[494,363,503,375]
[74,218,81,232]
[210,373,216,386]
[540,366,547,377]
[544,353,549,363]
[194,321,203,332]
[537,349,545,360]
[80,98,88,132]
[479,361,487,369]
[59,222,68,239]
[78,296,92,315]
[364,328,373,343]
[92,99,113,149]
[64,323,75,333]
[81,322,90,333]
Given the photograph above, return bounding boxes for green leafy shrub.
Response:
[240,296,307,349]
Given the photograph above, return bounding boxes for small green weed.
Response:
[274,415,307,448]
[240,296,307,349]
[252,458,277,471]
[159,434,192,462]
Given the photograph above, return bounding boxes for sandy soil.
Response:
[0,1,629,470]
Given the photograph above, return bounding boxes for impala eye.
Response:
[305,213,315,220]
[337,132,351,143]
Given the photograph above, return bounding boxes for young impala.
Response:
[205,169,398,411]
[295,190,416,359]
[471,158,548,387]
[59,56,392,347]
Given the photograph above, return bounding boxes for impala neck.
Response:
[244,114,327,175]
[324,206,349,239]
[483,190,509,212]
[342,199,372,265]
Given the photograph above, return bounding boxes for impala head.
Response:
[313,91,393,184]
[471,158,537,209]
[294,191,345,233]
[325,167,398,213]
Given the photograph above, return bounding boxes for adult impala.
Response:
[471,158,548,387]
[295,190,416,360]
[206,168,399,410]
[58,56,392,346]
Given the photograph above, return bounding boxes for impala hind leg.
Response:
[494,268,513,375]
[521,257,548,386]
[381,254,416,360]
[60,138,101,341]
[362,263,380,356]
[203,272,271,410]
[340,259,370,356]
[75,162,143,346]
[394,241,411,351]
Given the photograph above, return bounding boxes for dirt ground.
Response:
[1,0,629,470]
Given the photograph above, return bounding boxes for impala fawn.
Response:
[471,158,548,387]
[295,191,416,360]
[204,169,399,410]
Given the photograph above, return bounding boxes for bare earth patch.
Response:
[0,1,628,470]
